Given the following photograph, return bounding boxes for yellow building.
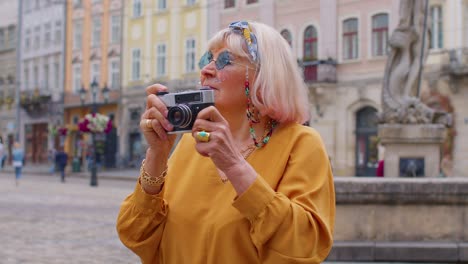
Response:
[64,0,123,169]
[118,0,208,167]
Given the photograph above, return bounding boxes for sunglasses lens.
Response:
[215,51,232,70]
[198,51,213,69]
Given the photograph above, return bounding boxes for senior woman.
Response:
[117,21,335,264]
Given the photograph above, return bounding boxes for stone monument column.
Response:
[378,0,451,177]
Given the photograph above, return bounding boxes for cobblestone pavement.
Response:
[0,173,140,264]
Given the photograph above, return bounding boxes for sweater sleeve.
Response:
[232,130,335,263]
[116,181,169,264]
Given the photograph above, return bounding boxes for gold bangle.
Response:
[139,159,167,187]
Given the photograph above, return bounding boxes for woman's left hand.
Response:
[192,106,244,174]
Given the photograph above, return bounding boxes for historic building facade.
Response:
[0,0,18,165]
[64,0,123,169]
[210,0,468,177]
[19,0,66,164]
[119,0,208,167]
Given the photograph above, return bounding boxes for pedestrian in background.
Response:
[0,136,5,170]
[55,147,68,183]
[12,142,24,186]
[48,148,56,174]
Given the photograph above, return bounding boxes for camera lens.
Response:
[167,104,192,128]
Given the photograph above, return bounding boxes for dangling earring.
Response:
[244,66,278,149]
[245,67,260,123]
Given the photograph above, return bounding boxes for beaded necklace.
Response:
[244,79,278,148]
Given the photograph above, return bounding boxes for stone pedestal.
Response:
[378,124,446,177]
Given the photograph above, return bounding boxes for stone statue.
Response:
[380,0,451,126]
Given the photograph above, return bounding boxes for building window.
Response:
[55,21,62,45]
[187,0,196,5]
[132,49,141,80]
[110,15,121,44]
[280,29,292,47]
[44,22,51,48]
[343,18,358,60]
[24,28,30,51]
[33,64,39,87]
[92,16,101,47]
[303,25,318,61]
[133,0,142,18]
[7,26,15,48]
[158,0,167,10]
[109,59,120,89]
[465,4,468,46]
[73,0,82,8]
[185,39,196,73]
[24,0,31,12]
[34,26,41,49]
[73,20,82,50]
[371,13,388,57]
[24,67,29,89]
[44,63,49,89]
[73,65,81,93]
[54,61,60,90]
[156,43,166,77]
[247,0,258,4]
[224,0,235,8]
[0,29,5,49]
[90,62,100,83]
[430,5,443,49]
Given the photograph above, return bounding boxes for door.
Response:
[25,123,48,164]
[355,107,379,176]
[129,132,142,168]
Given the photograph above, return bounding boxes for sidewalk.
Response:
[0,164,139,181]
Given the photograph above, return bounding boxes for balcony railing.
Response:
[20,88,52,115]
[446,48,468,76]
[301,59,337,83]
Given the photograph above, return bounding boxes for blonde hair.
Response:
[207,21,310,124]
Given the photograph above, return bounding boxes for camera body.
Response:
[157,89,215,133]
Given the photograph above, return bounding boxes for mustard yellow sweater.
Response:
[117,123,335,264]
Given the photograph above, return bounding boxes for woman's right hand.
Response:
[140,84,177,153]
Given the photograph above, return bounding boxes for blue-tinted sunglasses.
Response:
[198,50,233,70]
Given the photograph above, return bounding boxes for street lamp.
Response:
[79,78,110,187]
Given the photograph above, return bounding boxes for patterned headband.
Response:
[228,21,259,63]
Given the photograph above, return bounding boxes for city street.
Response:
[0,172,442,264]
[0,172,139,264]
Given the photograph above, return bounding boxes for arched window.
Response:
[280,29,292,47]
[372,13,388,56]
[355,106,378,176]
[303,25,317,61]
[343,18,358,60]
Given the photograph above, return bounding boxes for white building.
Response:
[19,0,66,164]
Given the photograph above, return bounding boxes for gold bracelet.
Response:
[139,159,167,187]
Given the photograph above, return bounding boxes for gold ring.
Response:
[145,119,152,129]
[196,131,210,142]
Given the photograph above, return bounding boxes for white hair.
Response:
[207,21,310,124]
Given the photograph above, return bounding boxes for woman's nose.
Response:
[200,60,216,78]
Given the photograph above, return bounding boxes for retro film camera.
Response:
[157,88,215,133]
